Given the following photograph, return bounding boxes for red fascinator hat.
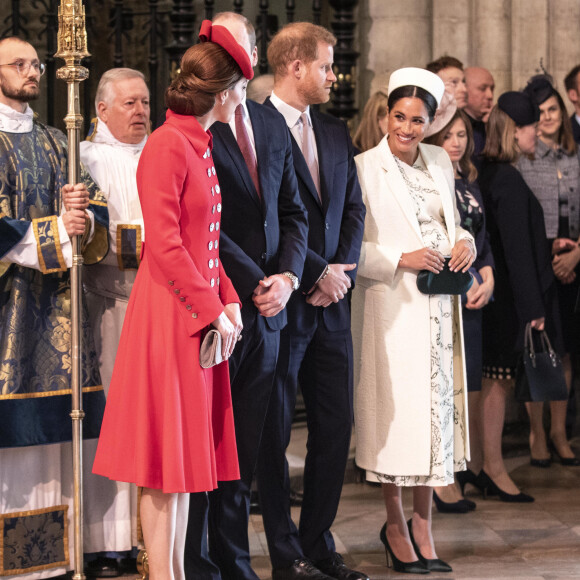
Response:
[199,20,254,80]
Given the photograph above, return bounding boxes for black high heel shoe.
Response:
[455,469,481,495]
[553,452,580,466]
[432,490,471,513]
[550,441,580,466]
[379,523,429,574]
[407,519,452,573]
[476,470,534,502]
[530,456,551,468]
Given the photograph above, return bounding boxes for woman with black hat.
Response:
[516,76,580,467]
[478,91,564,502]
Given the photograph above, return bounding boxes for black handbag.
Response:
[416,257,474,295]
[514,323,568,402]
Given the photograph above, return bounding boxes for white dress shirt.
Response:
[269,92,319,166]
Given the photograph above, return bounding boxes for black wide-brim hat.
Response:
[497,91,540,126]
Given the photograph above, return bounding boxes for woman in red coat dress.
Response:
[93,24,254,580]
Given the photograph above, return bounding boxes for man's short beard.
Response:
[0,82,39,103]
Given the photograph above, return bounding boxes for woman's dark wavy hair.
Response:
[387,86,438,121]
[165,42,243,116]
[545,90,577,156]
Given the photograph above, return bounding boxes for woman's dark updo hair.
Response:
[166,42,244,116]
[387,85,438,121]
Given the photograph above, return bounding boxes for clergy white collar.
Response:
[90,117,147,153]
[0,101,34,133]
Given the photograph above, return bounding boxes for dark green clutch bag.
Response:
[416,257,473,295]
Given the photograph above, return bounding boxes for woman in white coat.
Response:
[352,68,475,574]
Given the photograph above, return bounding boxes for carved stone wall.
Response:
[358,0,580,114]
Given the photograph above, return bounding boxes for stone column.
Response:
[431,0,471,66]
[549,0,580,102]
[510,0,549,91]
[361,0,432,102]
[471,0,512,95]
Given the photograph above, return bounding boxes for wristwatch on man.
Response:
[281,271,300,291]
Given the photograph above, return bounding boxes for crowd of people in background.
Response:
[1,12,579,580]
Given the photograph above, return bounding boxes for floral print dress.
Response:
[371,154,467,486]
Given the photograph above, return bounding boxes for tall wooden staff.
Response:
[55,2,90,579]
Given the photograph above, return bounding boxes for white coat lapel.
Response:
[378,138,423,243]
[420,143,457,246]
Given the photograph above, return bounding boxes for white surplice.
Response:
[79,119,146,553]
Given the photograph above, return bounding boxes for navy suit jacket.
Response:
[213,99,308,332]
[264,98,366,334]
[571,114,580,144]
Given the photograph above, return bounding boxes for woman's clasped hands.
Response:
[448,239,476,272]
[399,247,445,272]
[399,239,475,274]
[212,303,243,361]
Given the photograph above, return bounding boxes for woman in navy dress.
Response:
[425,109,495,512]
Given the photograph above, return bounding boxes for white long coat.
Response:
[352,138,472,478]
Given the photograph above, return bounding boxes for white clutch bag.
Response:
[200,329,224,368]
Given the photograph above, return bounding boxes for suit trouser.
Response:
[256,313,353,569]
[184,492,220,580]
[204,315,280,580]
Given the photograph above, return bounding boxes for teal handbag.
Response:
[416,257,473,295]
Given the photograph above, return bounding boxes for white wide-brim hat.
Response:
[387,67,445,106]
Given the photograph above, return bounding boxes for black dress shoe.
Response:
[455,469,482,494]
[432,489,469,513]
[476,470,534,502]
[461,497,477,511]
[552,449,580,466]
[85,557,122,578]
[272,559,334,580]
[249,489,261,514]
[558,455,580,466]
[407,519,452,573]
[316,553,369,580]
[530,456,551,468]
[120,556,138,574]
[379,523,429,574]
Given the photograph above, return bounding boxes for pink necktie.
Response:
[300,112,321,200]
[235,104,260,198]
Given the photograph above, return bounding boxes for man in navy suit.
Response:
[183,12,309,580]
[257,22,367,580]
[565,64,580,143]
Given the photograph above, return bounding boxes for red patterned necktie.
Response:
[235,104,260,198]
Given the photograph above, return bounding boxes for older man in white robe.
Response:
[80,67,149,578]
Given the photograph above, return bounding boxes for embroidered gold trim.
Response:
[90,199,108,207]
[83,221,109,266]
[0,262,9,278]
[86,117,98,142]
[0,505,69,576]
[0,385,103,401]
[116,224,142,271]
[32,216,67,274]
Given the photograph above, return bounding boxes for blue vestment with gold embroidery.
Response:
[0,121,108,448]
